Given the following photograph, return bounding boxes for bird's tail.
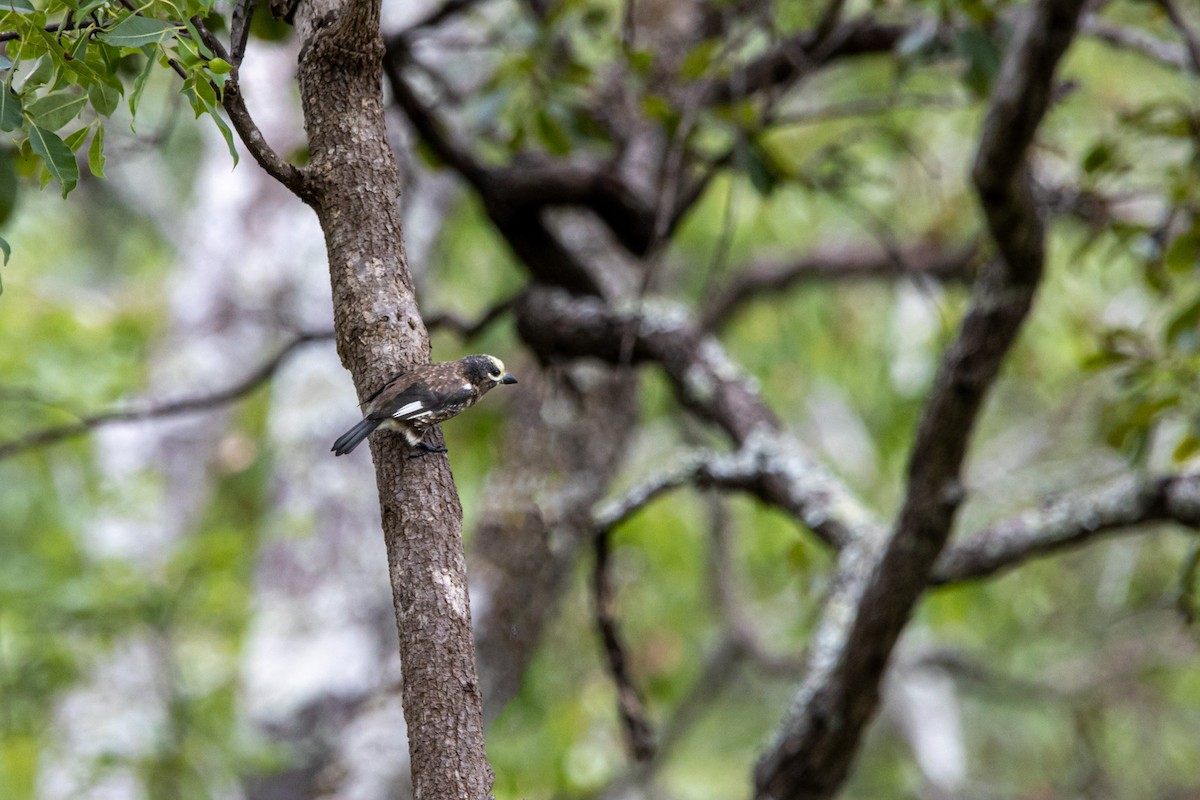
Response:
[331,418,380,456]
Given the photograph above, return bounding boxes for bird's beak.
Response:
[500,373,518,385]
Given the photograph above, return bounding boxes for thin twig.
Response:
[1154,0,1200,73]
[700,240,979,331]
[593,526,656,761]
[230,0,257,66]
[424,293,519,340]
[1080,16,1192,71]
[0,331,332,460]
[190,15,309,198]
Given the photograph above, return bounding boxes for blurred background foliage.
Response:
[2,0,1200,798]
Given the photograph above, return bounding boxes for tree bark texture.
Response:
[291,0,492,797]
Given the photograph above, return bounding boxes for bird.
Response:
[331,354,517,457]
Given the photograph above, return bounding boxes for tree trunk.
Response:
[291,1,493,797]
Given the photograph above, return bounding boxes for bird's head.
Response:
[464,354,518,388]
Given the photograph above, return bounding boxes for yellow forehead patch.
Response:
[487,355,505,374]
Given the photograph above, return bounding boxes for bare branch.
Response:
[754,2,1089,797]
[592,436,876,551]
[230,0,257,66]
[933,472,1200,584]
[0,331,333,460]
[471,364,638,724]
[1153,0,1200,73]
[423,293,518,341]
[519,288,884,549]
[701,240,979,330]
[191,16,310,198]
[700,18,911,105]
[1081,16,1193,71]
[394,0,486,38]
[594,523,656,761]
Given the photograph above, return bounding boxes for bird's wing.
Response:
[370,381,474,422]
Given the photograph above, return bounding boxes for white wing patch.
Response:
[393,401,426,419]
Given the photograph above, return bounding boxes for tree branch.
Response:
[518,288,884,549]
[1154,0,1200,73]
[933,472,1200,584]
[229,0,257,66]
[593,524,656,761]
[1081,16,1193,71]
[0,331,332,461]
[700,18,911,105]
[191,16,310,198]
[423,293,518,341]
[754,2,1088,797]
[700,240,979,330]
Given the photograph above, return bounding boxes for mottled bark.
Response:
[291,0,492,797]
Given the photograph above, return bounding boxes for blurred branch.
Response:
[423,293,518,340]
[470,364,638,724]
[1153,0,1200,73]
[593,522,656,761]
[933,472,1200,584]
[593,438,871,550]
[0,331,333,460]
[394,0,486,38]
[754,2,1088,797]
[700,240,979,331]
[1081,16,1193,71]
[700,18,911,105]
[520,288,884,549]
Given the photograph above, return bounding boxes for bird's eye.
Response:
[490,371,502,380]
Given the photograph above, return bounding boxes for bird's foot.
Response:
[408,442,449,459]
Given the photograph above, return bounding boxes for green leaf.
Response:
[75,0,109,16]
[87,80,121,117]
[87,122,105,177]
[956,27,1002,98]
[0,233,8,298]
[0,147,18,225]
[63,125,89,152]
[129,49,156,121]
[191,74,217,111]
[1166,294,1200,347]
[0,87,23,132]
[0,0,35,12]
[1081,349,1130,371]
[22,56,55,93]
[25,91,87,131]
[207,108,238,166]
[533,108,570,156]
[1165,229,1199,274]
[27,125,78,196]
[1082,141,1115,175]
[735,136,781,197]
[207,58,232,75]
[97,16,175,48]
[1174,433,1200,464]
[680,39,720,81]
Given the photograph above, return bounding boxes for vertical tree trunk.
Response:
[292,1,493,797]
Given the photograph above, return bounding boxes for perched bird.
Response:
[331,354,517,457]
